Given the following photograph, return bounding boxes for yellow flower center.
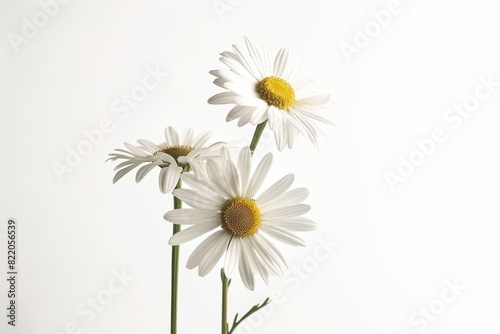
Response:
[156,145,194,164]
[221,197,261,237]
[256,76,296,110]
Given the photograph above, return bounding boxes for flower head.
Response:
[164,147,316,290]
[107,127,217,193]
[208,37,333,151]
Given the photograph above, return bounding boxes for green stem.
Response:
[249,120,268,154]
[221,269,230,334]
[228,298,271,334]
[218,120,271,334]
[171,178,182,334]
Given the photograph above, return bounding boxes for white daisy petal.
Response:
[165,126,180,146]
[266,217,317,231]
[192,130,214,148]
[208,91,239,104]
[292,104,334,125]
[183,128,194,146]
[250,106,269,124]
[261,204,311,221]
[244,36,267,79]
[112,164,138,183]
[273,48,296,80]
[135,161,161,183]
[198,231,231,276]
[234,95,268,107]
[273,125,287,152]
[168,220,220,245]
[210,69,255,87]
[223,159,241,198]
[259,187,309,212]
[267,106,284,130]
[206,160,233,198]
[137,139,160,153]
[186,230,229,270]
[159,165,182,194]
[226,105,254,122]
[298,93,331,106]
[232,43,262,81]
[113,160,139,171]
[256,173,294,205]
[252,233,288,275]
[237,110,254,127]
[238,147,251,195]
[219,56,259,83]
[238,239,256,290]
[246,152,273,198]
[224,237,239,277]
[260,225,306,247]
[164,209,221,225]
[123,142,148,156]
[172,188,223,210]
[181,174,224,202]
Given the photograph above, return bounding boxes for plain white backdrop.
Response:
[1,0,500,333]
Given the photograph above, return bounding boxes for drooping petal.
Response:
[238,238,256,290]
[168,220,220,245]
[159,165,182,194]
[186,230,229,270]
[208,91,239,104]
[197,231,231,276]
[224,237,240,277]
[112,164,139,183]
[260,225,306,247]
[251,233,287,276]
[135,161,161,183]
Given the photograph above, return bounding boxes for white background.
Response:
[1,0,500,333]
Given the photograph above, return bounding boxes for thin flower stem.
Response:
[221,269,230,334]
[219,121,271,334]
[171,177,182,334]
[228,298,271,334]
[249,120,268,154]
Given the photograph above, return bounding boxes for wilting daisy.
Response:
[107,126,219,193]
[208,37,333,151]
[164,147,316,290]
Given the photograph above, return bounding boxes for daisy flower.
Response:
[164,147,316,290]
[107,126,219,193]
[208,37,333,151]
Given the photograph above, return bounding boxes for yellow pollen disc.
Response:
[156,145,194,164]
[221,197,261,237]
[256,76,296,110]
